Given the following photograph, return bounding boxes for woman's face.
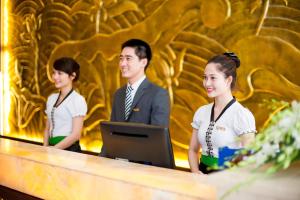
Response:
[203,63,232,98]
[52,69,74,89]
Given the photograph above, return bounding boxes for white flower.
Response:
[252,143,279,167]
[291,101,300,113]
[262,143,275,156]
[254,151,268,167]
[239,101,300,173]
[277,117,293,130]
[291,129,300,149]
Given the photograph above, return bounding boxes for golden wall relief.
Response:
[1,0,300,166]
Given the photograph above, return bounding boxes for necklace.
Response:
[54,89,74,107]
[205,98,236,156]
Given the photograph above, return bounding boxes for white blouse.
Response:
[191,101,256,158]
[45,90,87,137]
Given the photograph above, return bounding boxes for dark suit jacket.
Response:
[111,78,170,126]
[100,78,170,156]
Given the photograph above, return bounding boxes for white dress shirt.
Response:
[127,75,146,102]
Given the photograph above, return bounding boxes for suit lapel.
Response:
[119,86,127,120]
[127,78,150,120]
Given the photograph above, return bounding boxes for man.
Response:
[100,39,170,156]
[111,38,170,125]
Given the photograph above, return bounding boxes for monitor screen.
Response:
[100,121,175,169]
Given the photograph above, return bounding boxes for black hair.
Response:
[121,39,152,70]
[207,52,240,89]
[53,57,80,81]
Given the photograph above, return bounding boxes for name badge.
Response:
[216,126,226,131]
[133,108,140,112]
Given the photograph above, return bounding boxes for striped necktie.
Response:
[125,85,133,120]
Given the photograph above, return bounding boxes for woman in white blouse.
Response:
[44,57,87,152]
[188,53,256,174]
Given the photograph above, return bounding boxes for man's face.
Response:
[119,47,147,83]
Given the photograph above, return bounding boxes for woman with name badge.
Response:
[188,53,256,174]
[44,57,87,152]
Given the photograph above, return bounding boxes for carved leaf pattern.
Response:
[6,0,300,161]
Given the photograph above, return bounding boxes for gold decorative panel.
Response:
[1,0,300,167]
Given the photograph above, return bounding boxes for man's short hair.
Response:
[121,39,152,70]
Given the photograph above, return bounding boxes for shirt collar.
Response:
[127,75,146,91]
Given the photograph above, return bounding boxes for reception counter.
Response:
[0,138,215,199]
[1,138,300,200]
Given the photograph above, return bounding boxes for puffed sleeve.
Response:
[191,107,202,130]
[67,95,87,117]
[233,107,256,136]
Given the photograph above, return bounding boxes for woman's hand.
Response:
[191,169,204,175]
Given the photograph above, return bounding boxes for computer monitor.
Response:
[100,121,175,169]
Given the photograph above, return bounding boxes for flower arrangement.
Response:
[238,101,300,173]
[220,101,300,199]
